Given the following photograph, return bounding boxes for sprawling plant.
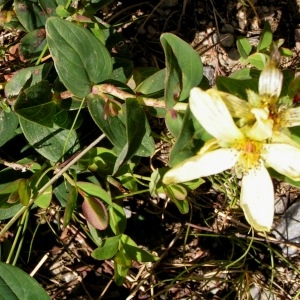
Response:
[0,0,299,298]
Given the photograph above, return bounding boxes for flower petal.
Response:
[245,107,273,141]
[258,60,283,101]
[280,107,300,127]
[190,88,244,142]
[219,91,253,121]
[240,164,274,231]
[163,148,238,185]
[263,144,300,181]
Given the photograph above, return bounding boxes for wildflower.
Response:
[221,59,300,148]
[163,88,300,231]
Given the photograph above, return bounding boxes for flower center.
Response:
[235,139,263,175]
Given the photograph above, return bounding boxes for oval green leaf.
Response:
[91,235,121,260]
[160,33,203,109]
[0,262,50,300]
[46,17,113,98]
[82,195,109,230]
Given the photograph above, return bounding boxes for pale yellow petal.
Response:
[240,164,274,231]
[163,148,239,185]
[271,131,300,149]
[190,88,244,142]
[263,144,300,181]
[219,91,253,121]
[245,107,273,141]
[259,61,283,100]
[280,107,300,127]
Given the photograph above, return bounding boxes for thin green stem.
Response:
[35,43,48,66]
[113,189,150,200]
[12,209,29,266]
[6,209,28,264]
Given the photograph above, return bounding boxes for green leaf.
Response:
[160,33,203,109]
[0,110,18,147]
[135,68,166,95]
[114,252,130,286]
[169,106,209,167]
[0,262,50,300]
[113,98,147,174]
[38,0,58,17]
[236,36,252,59]
[14,0,48,32]
[5,64,52,97]
[109,203,127,235]
[247,53,268,70]
[18,179,31,206]
[30,172,52,208]
[76,181,111,204]
[46,17,113,98]
[19,117,79,162]
[14,81,56,127]
[91,235,121,260]
[82,195,109,230]
[165,185,189,214]
[87,95,155,159]
[165,109,184,138]
[257,21,272,51]
[121,234,158,262]
[19,29,47,60]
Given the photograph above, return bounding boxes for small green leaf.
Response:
[165,185,189,214]
[76,181,111,204]
[165,109,184,138]
[109,203,127,235]
[166,184,187,201]
[0,262,50,300]
[160,33,203,109]
[46,17,113,98]
[19,29,47,60]
[18,179,31,206]
[121,234,158,262]
[257,21,272,51]
[14,81,56,127]
[247,53,268,70]
[136,68,166,95]
[91,235,121,260]
[114,252,130,286]
[30,173,52,208]
[236,36,252,59]
[280,47,293,57]
[82,195,109,230]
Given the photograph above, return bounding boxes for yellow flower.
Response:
[163,88,300,231]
